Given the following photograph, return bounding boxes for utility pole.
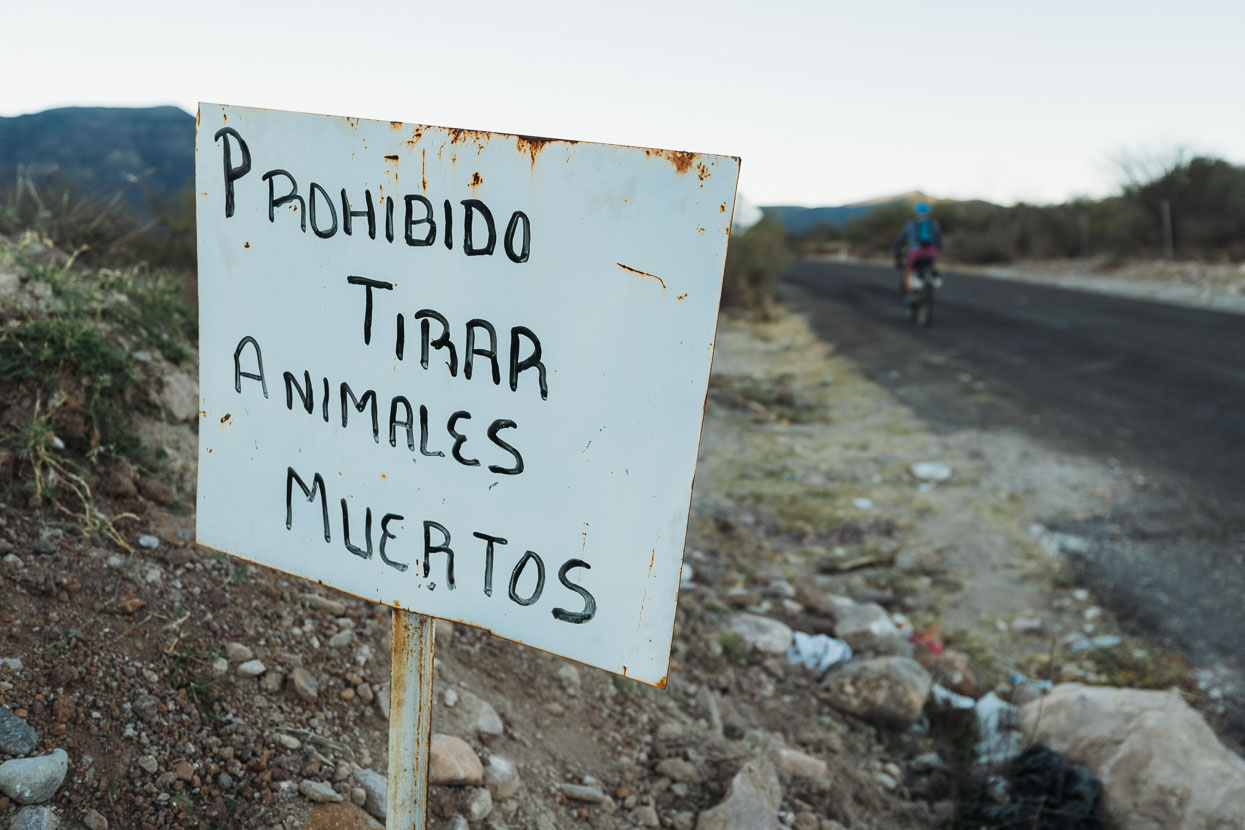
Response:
[1160,198,1174,260]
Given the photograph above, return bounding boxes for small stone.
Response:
[290,667,319,702]
[210,657,229,678]
[429,735,483,786]
[690,758,780,830]
[728,613,794,655]
[137,755,158,774]
[910,461,952,482]
[301,593,348,615]
[875,772,897,790]
[3,554,22,569]
[655,758,700,784]
[32,539,57,556]
[237,659,266,678]
[0,706,38,756]
[136,535,160,549]
[115,598,144,615]
[778,748,828,782]
[0,749,70,804]
[350,786,366,805]
[555,664,580,694]
[440,817,469,830]
[483,756,521,800]
[466,786,493,821]
[274,734,301,750]
[82,808,107,830]
[559,783,606,803]
[1011,617,1044,635]
[356,683,374,704]
[10,806,60,830]
[328,630,355,648]
[633,804,660,827]
[0,658,22,674]
[224,642,254,663]
[174,761,194,781]
[300,778,343,803]
[353,767,388,820]
[261,668,284,694]
[444,688,459,707]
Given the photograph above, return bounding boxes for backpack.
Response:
[915,218,933,245]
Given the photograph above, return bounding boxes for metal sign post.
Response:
[386,610,435,829]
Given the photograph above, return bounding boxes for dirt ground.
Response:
[0,239,1225,828]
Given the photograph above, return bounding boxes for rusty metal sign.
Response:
[195,103,738,686]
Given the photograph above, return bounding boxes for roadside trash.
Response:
[975,692,1025,767]
[959,743,1105,829]
[786,632,852,672]
[910,625,944,654]
[930,684,976,710]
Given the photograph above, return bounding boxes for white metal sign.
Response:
[195,103,738,686]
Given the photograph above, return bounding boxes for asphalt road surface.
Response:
[783,260,1245,669]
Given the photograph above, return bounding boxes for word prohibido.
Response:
[213,127,531,262]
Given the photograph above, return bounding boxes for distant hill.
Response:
[0,106,194,214]
[762,191,939,233]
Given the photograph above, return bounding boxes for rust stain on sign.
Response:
[696,162,711,181]
[220,413,231,424]
[645,148,696,174]
[470,171,483,188]
[384,154,399,162]
[617,263,667,290]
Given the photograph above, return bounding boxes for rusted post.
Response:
[387,609,435,829]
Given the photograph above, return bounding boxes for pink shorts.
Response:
[906,245,940,267]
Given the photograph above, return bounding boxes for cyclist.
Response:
[892,201,943,297]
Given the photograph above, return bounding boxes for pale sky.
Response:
[4,0,1242,207]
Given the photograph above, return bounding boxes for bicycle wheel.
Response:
[916,284,934,328]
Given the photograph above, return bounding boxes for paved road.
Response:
[783,260,1245,667]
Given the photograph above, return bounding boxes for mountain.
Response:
[762,191,938,233]
[0,106,195,214]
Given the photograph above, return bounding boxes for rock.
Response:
[137,534,160,550]
[0,749,69,804]
[137,477,175,506]
[727,614,793,655]
[303,802,383,830]
[459,690,504,737]
[910,461,952,482]
[328,630,355,648]
[466,786,493,821]
[0,658,22,674]
[439,818,469,830]
[136,755,158,774]
[559,783,606,803]
[300,778,343,803]
[290,667,319,702]
[483,756,521,800]
[821,656,932,729]
[1020,684,1245,830]
[656,758,700,784]
[32,539,56,556]
[352,766,388,820]
[831,602,908,655]
[2,554,21,569]
[261,668,284,694]
[695,758,782,830]
[777,749,827,782]
[9,806,59,830]
[237,659,266,677]
[428,734,483,786]
[301,593,348,615]
[174,760,194,781]
[159,370,198,422]
[0,706,38,756]
[555,664,580,694]
[274,733,301,750]
[1010,616,1043,635]
[634,804,660,827]
[224,642,254,662]
[81,808,107,830]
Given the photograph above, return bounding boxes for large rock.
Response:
[1021,684,1245,830]
[727,614,793,656]
[0,706,38,756]
[696,758,782,830]
[429,734,483,786]
[302,802,383,829]
[831,602,908,655]
[0,749,69,804]
[821,657,931,729]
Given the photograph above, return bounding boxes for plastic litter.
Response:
[959,743,1104,829]
[1067,634,1123,653]
[929,684,976,710]
[786,632,852,673]
[975,692,1025,767]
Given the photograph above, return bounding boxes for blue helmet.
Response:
[914,200,931,215]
